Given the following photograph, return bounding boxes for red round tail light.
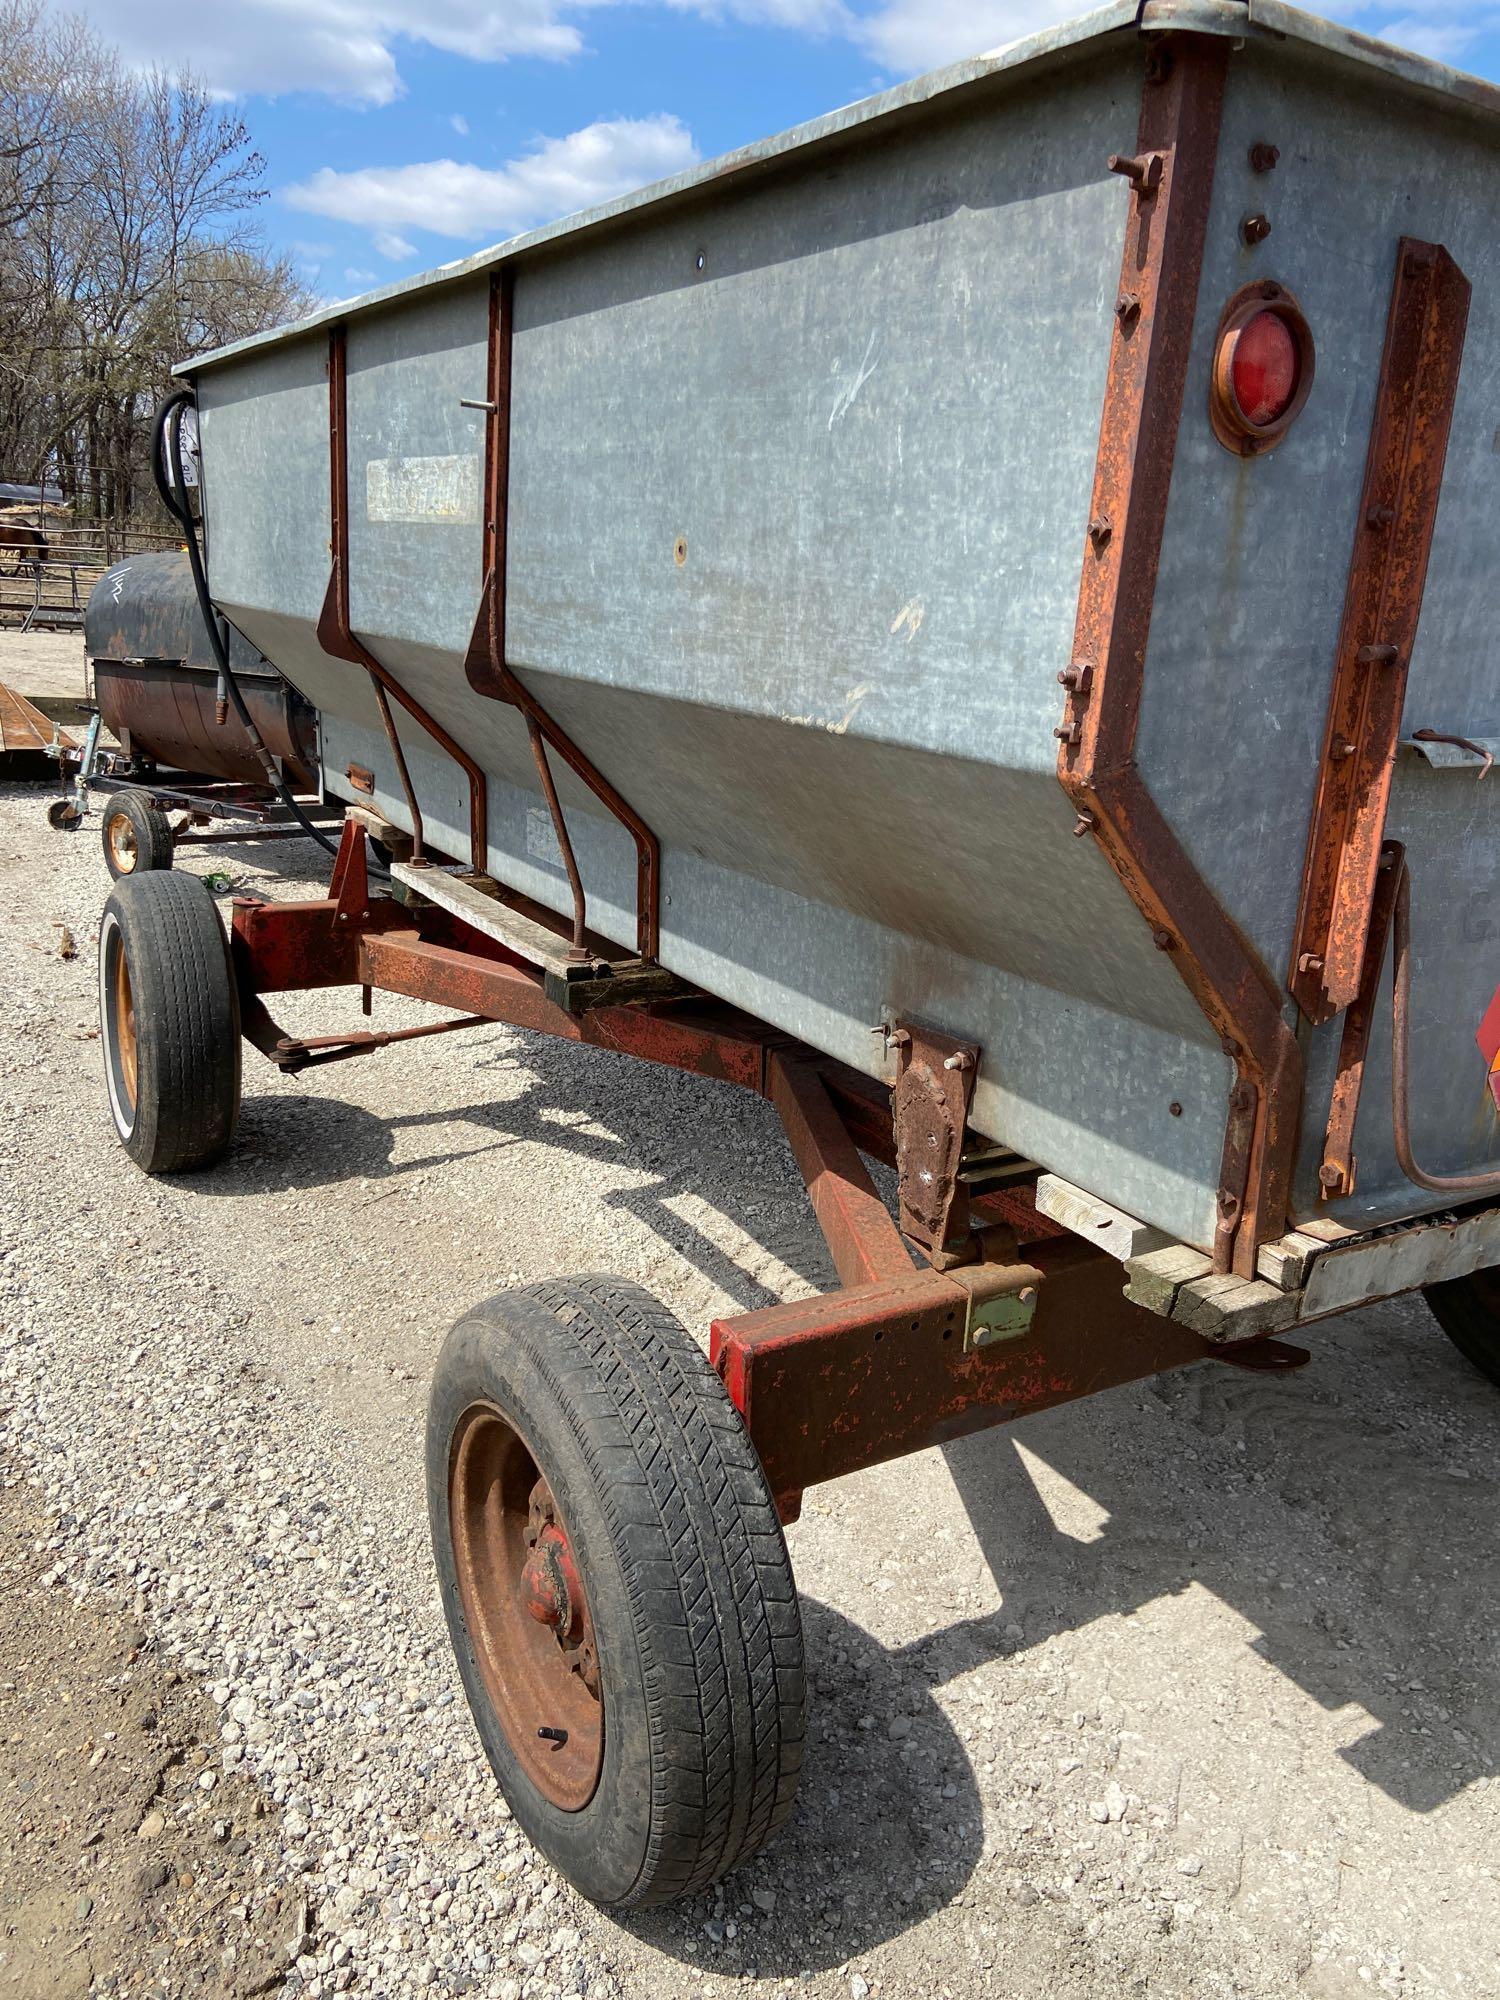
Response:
[1231,310,1300,425]
[1210,283,1314,455]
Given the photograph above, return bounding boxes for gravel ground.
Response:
[1,761,1498,2000]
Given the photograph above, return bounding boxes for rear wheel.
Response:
[98,870,241,1173]
[101,788,174,878]
[1424,1269,1500,1387]
[427,1276,804,1907]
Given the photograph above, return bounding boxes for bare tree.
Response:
[0,0,314,537]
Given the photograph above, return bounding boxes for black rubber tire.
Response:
[1424,1269,1500,1387]
[98,870,241,1174]
[47,798,83,830]
[427,1277,805,1908]
[101,788,174,879]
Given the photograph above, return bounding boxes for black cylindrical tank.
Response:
[85,550,317,788]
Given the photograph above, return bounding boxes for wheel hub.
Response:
[107,814,137,872]
[448,1406,604,1809]
[522,1521,583,1640]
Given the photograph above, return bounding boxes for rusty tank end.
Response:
[86,550,317,788]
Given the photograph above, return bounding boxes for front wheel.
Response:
[427,1277,805,1907]
[1424,1268,1500,1387]
[98,870,241,1173]
[101,788,174,878]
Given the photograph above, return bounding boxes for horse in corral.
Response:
[0,520,49,575]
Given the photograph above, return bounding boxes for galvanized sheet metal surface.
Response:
[192,3,1500,1255]
[1134,40,1500,1224]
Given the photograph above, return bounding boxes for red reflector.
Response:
[1232,311,1300,426]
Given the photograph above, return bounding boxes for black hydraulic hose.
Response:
[151,388,345,866]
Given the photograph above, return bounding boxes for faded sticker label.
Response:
[526,807,563,868]
[366,453,481,525]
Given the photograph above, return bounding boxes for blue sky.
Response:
[76,0,1500,299]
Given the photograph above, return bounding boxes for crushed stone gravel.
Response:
[1,766,1498,2000]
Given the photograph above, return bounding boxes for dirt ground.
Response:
[0,1483,298,1997]
[1,720,1498,2000]
[0,631,88,713]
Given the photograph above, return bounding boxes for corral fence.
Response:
[0,516,184,632]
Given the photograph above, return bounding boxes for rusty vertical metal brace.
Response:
[768,1052,914,1290]
[316,325,489,871]
[1055,35,1302,1279]
[327,814,371,923]
[889,1023,978,1257]
[1318,840,1403,1199]
[463,265,662,962]
[1288,241,1471,1026]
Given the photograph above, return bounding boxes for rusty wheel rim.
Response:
[112,941,138,1114]
[106,812,138,874]
[448,1403,603,1810]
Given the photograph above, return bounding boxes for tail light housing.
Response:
[1210,281,1315,455]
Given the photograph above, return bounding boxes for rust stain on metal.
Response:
[1289,239,1471,1027]
[0,677,73,756]
[318,325,489,870]
[1319,840,1403,1199]
[462,267,662,961]
[889,1022,978,1255]
[1056,34,1301,1279]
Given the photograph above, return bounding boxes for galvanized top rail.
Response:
[178,0,1500,381]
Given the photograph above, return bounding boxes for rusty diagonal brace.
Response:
[318,324,489,871]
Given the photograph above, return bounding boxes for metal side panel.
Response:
[191,34,1238,1252]
[1134,37,1500,1227]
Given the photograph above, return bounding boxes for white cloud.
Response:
[70,0,601,103]
[373,230,418,259]
[288,114,699,241]
[70,0,1490,120]
[853,0,1077,72]
[344,267,378,283]
[1320,0,1496,64]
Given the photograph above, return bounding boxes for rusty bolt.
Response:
[1366,503,1395,530]
[1241,212,1272,246]
[1088,515,1112,550]
[1053,721,1082,746]
[1114,292,1142,327]
[1297,952,1324,974]
[888,1028,911,1048]
[943,1050,974,1073]
[1108,150,1164,195]
[1357,642,1400,666]
[1318,1161,1344,1191]
[1058,661,1093,695]
[1249,141,1280,173]
[1332,735,1357,761]
[1072,811,1096,838]
[1151,925,1174,950]
[1230,1082,1254,1113]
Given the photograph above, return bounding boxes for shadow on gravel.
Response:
[625,1597,982,1973]
[205,1031,840,1311]
[938,1299,1500,1815]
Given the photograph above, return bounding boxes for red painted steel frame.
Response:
[228,821,1205,1518]
[711,1239,1205,1521]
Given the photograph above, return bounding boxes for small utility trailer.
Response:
[49,550,335,877]
[94,0,1500,1909]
